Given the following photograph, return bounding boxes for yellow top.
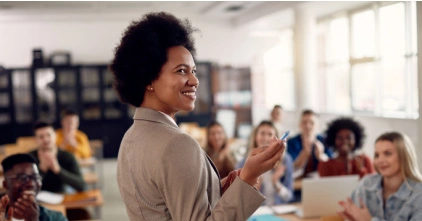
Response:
[56,129,92,159]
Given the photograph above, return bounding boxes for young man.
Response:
[287,110,332,178]
[29,121,85,193]
[0,153,67,221]
[56,109,92,159]
[270,105,284,134]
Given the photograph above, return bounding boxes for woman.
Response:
[318,117,374,178]
[339,132,422,221]
[110,12,285,220]
[237,121,294,205]
[205,121,235,178]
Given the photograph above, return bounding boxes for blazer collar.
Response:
[133,107,178,129]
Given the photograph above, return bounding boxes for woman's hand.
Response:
[0,195,13,221]
[239,137,285,186]
[338,197,372,221]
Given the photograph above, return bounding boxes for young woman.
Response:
[111,12,286,220]
[318,117,374,178]
[237,121,294,205]
[205,121,235,178]
[339,132,422,221]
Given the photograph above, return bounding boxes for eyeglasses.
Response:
[5,174,42,183]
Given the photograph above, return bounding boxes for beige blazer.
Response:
[117,107,264,221]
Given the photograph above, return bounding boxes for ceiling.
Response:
[0,1,373,30]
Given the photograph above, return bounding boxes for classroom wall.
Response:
[0,9,279,68]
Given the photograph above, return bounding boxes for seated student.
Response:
[56,109,92,159]
[270,105,284,135]
[339,132,422,220]
[30,121,90,220]
[237,121,294,205]
[0,153,67,221]
[287,110,332,178]
[205,121,235,178]
[318,117,374,178]
[30,121,85,193]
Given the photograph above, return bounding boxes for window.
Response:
[318,2,418,118]
[263,29,295,110]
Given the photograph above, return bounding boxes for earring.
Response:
[150,87,154,91]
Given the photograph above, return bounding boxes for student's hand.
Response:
[314,140,328,162]
[272,163,286,184]
[64,133,77,148]
[338,197,372,221]
[13,194,39,221]
[240,137,285,186]
[0,195,13,221]
[301,136,313,156]
[45,154,61,174]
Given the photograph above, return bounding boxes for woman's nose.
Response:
[188,74,199,88]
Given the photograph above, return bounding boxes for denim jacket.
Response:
[351,174,422,221]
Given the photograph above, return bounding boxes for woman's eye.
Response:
[177,69,186,73]
[192,69,197,75]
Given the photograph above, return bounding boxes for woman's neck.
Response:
[383,173,404,194]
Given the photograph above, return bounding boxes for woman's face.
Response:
[255,125,276,147]
[335,129,356,155]
[374,140,401,178]
[150,46,199,116]
[208,125,226,151]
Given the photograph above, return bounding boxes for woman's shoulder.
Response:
[358,174,382,190]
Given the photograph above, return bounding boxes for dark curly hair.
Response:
[109,12,198,107]
[324,117,366,151]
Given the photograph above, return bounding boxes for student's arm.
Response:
[276,155,294,202]
[75,132,92,159]
[159,134,265,221]
[57,152,86,192]
[293,150,311,169]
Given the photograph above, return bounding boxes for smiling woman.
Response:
[110,11,287,221]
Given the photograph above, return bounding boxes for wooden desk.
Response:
[83,172,98,184]
[294,179,302,191]
[41,204,66,216]
[276,203,343,221]
[42,189,103,219]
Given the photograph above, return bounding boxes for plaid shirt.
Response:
[351,174,422,221]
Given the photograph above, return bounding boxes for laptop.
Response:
[296,175,360,218]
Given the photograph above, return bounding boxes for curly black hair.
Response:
[109,12,198,107]
[324,117,366,151]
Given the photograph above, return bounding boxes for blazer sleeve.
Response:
[157,133,265,221]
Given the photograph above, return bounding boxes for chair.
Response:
[41,203,67,216]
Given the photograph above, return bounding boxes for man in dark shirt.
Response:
[0,153,67,221]
[29,121,85,193]
[29,121,90,220]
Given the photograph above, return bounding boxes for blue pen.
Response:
[280,130,290,140]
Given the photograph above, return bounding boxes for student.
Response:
[56,109,92,159]
[270,105,284,135]
[111,12,286,220]
[339,132,422,220]
[287,110,332,178]
[29,121,89,220]
[0,153,67,221]
[205,121,235,178]
[237,121,294,205]
[318,117,374,178]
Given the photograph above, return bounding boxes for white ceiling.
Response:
[0,1,373,30]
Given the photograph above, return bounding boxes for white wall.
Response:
[0,10,279,68]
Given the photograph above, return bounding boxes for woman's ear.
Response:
[146,85,154,91]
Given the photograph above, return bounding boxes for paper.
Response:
[271,205,298,214]
[248,214,287,221]
[36,191,64,204]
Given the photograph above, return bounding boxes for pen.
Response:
[280,130,290,140]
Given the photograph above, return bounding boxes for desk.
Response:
[271,203,343,221]
[42,189,103,219]
[294,179,302,191]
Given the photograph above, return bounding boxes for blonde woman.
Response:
[237,121,294,205]
[339,132,422,221]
